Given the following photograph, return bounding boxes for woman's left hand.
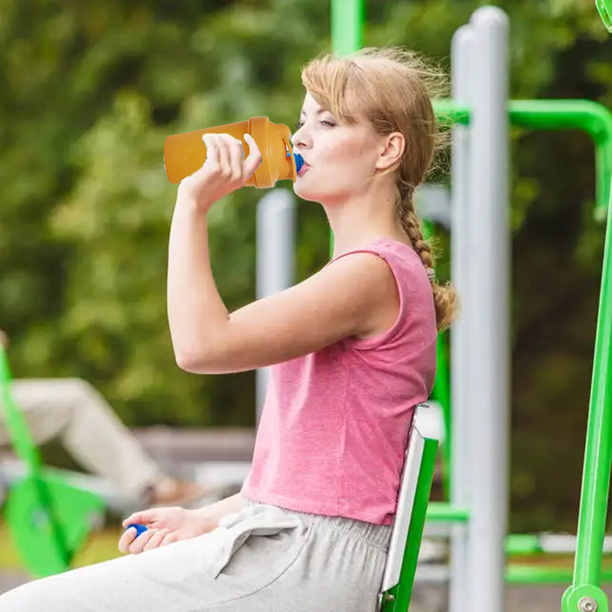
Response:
[177,133,263,213]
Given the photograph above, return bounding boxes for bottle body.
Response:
[164,117,301,189]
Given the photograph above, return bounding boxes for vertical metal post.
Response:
[255,189,296,424]
[331,0,363,57]
[448,21,475,612]
[467,7,510,612]
[329,0,364,256]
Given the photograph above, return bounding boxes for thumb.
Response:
[122,508,159,528]
[243,134,263,179]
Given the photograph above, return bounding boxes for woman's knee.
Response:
[0,577,63,612]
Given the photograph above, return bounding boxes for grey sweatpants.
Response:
[0,501,391,612]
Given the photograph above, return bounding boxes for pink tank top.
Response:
[242,238,438,525]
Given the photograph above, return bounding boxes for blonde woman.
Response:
[0,47,457,612]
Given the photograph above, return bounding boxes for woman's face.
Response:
[291,92,387,205]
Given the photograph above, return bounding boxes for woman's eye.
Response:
[294,119,335,130]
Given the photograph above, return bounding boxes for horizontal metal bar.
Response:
[433,98,612,216]
[414,563,612,585]
[426,502,470,523]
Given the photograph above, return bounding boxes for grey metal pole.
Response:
[448,21,476,612]
[255,189,296,424]
[467,7,510,612]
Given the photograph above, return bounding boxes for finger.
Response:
[118,526,139,554]
[203,134,220,166]
[122,509,158,529]
[221,135,244,182]
[128,528,159,555]
[159,531,179,547]
[142,528,170,552]
[243,134,263,179]
[215,135,232,179]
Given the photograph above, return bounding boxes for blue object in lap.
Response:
[127,523,148,538]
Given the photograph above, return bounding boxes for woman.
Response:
[0,46,457,612]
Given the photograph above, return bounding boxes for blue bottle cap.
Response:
[293,152,304,173]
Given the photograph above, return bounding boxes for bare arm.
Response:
[193,492,247,526]
[167,205,396,373]
[167,132,399,374]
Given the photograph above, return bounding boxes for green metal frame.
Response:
[0,347,105,577]
[597,0,612,32]
[558,7,612,609]
[434,98,612,218]
[560,128,612,608]
[421,220,452,499]
[333,0,612,607]
[428,100,612,611]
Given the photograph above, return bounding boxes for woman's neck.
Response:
[323,189,410,258]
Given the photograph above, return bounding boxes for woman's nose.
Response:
[291,126,309,150]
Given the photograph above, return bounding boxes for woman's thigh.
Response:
[0,519,310,612]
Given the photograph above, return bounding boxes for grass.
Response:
[0,519,123,573]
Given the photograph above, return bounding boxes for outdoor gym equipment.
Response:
[163,116,305,187]
[557,2,612,610]
[427,9,612,612]
[329,1,612,611]
[598,0,612,32]
[0,347,105,577]
[378,405,440,612]
[428,95,612,581]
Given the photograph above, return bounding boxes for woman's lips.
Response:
[297,163,310,177]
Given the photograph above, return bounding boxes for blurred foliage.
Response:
[1,0,612,531]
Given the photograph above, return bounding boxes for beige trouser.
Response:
[0,378,163,501]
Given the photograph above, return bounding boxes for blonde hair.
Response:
[301,47,459,331]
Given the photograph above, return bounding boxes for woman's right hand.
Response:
[176,133,262,213]
[118,506,218,555]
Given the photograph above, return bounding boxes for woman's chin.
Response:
[292,182,320,202]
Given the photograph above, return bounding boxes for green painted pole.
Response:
[597,0,612,31]
[560,95,612,611]
[421,220,452,498]
[331,0,363,57]
[557,7,612,607]
[329,0,364,257]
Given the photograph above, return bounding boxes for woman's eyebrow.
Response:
[300,108,329,117]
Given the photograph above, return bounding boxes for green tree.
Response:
[1,0,612,530]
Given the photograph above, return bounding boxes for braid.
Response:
[397,189,459,331]
[397,185,435,269]
[402,208,435,270]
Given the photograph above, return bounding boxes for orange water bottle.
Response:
[163,116,304,189]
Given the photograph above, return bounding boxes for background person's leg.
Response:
[0,378,204,505]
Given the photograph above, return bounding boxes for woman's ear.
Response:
[376,132,405,171]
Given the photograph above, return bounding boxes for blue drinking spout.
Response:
[288,150,305,174]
